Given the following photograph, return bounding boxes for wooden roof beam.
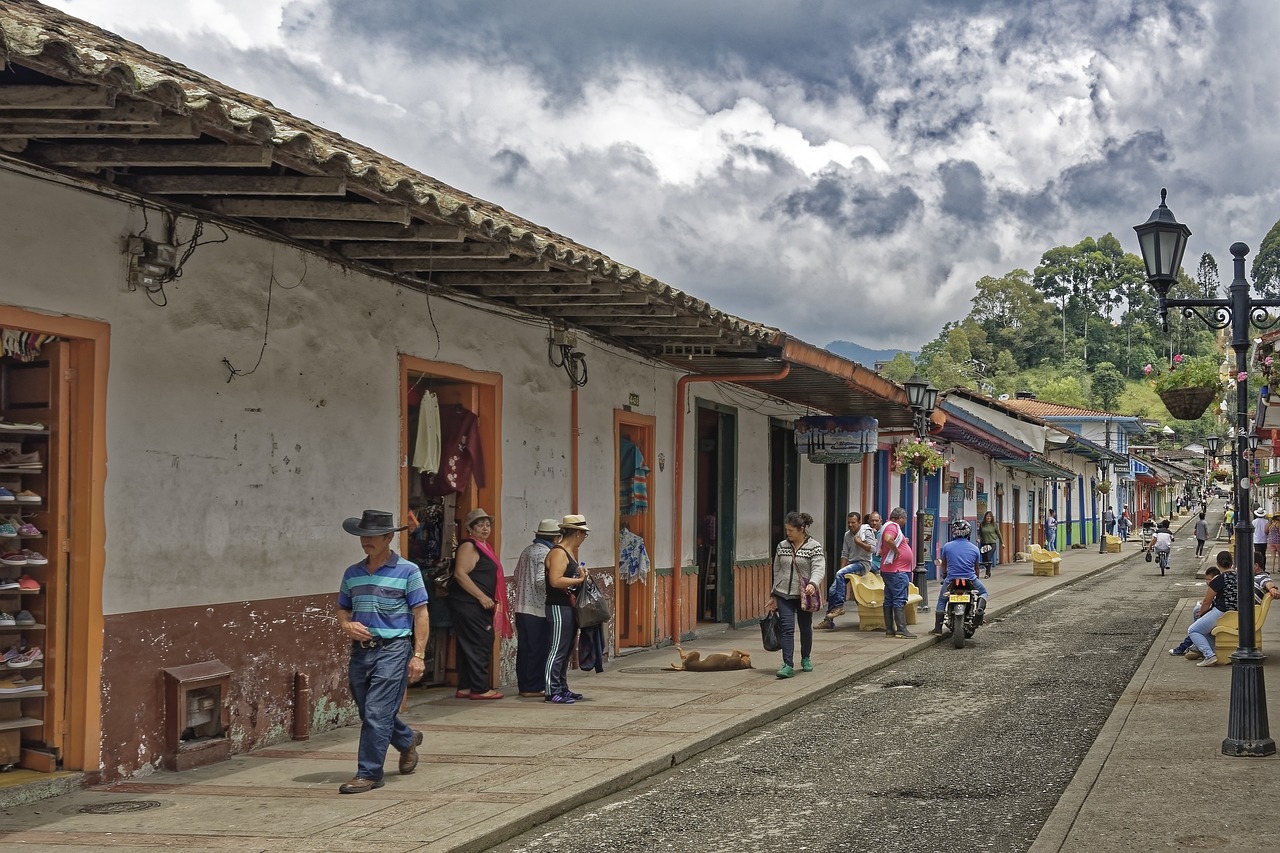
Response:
[0,115,198,139]
[469,282,621,298]
[410,257,549,272]
[549,305,679,318]
[125,175,347,196]
[202,198,410,223]
[352,243,511,261]
[425,271,594,287]
[33,142,273,168]
[512,293,652,307]
[274,222,464,242]
[0,86,114,110]
[0,103,161,123]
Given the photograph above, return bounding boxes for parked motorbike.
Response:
[943,577,985,649]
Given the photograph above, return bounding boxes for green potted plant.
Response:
[1144,354,1224,420]
[894,437,945,481]
[1094,479,1112,495]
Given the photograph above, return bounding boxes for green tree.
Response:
[1036,375,1087,408]
[1252,218,1280,298]
[879,352,917,383]
[1197,252,1220,298]
[1032,234,1142,368]
[990,350,1021,396]
[968,270,1059,368]
[1090,362,1125,411]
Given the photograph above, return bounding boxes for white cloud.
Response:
[39,0,1280,352]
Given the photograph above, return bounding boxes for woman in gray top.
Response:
[764,511,826,679]
[1194,512,1209,558]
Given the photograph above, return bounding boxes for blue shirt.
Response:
[940,538,981,581]
[337,552,428,638]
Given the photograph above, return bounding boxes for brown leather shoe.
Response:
[399,730,423,775]
[338,776,384,794]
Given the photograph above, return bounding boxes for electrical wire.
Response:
[221,252,308,382]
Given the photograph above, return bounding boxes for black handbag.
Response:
[760,610,783,651]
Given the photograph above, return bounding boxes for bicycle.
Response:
[1154,547,1170,576]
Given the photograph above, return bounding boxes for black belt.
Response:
[353,637,406,649]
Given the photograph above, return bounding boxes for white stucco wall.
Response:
[0,167,702,615]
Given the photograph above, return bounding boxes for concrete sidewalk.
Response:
[0,519,1215,852]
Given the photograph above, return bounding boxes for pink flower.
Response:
[1143,364,1153,375]
[1267,356,1274,366]
[1238,371,1249,382]
[1173,354,1184,363]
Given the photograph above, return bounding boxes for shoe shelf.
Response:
[0,589,40,595]
[0,468,43,475]
[0,624,45,631]
[0,716,44,730]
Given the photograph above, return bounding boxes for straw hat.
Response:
[559,514,591,532]
[464,508,494,528]
[535,518,562,537]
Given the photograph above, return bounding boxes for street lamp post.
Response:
[904,374,939,612]
[1134,190,1276,757]
[1098,463,1109,554]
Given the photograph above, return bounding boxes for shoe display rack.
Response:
[0,347,61,771]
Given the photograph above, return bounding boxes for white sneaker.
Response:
[1196,655,1219,667]
[0,612,14,627]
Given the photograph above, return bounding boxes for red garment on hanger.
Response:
[421,404,486,496]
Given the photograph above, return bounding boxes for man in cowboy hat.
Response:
[512,518,561,697]
[336,510,429,794]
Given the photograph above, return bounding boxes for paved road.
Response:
[488,551,1199,853]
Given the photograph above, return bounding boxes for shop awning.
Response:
[937,400,1035,458]
[1258,471,1280,487]
[1045,429,1127,465]
[997,455,1076,480]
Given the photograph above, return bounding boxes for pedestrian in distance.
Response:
[1253,507,1269,570]
[513,518,561,697]
[1044,508,1058,549]
[1103,505,1116,536]
[764,510,826,677]
[335,510,428,794]
[544,514,591,703]
[448,508,509,701]
[1267,514,1280,572]
[1118,509,1131,542]
[879,507,916,639]
[1194,512,1209,558]
[978,510,1001,579]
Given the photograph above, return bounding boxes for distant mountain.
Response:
[825,340,915,367]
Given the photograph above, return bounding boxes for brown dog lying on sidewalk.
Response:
[665,645,754,671]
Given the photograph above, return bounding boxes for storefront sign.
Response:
[794,415,878,457]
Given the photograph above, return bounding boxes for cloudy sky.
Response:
[45,0,1280,351]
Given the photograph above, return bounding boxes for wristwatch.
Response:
[413,652,426,660]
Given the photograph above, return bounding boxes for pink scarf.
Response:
[472,538,513,639]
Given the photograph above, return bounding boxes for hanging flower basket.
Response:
[1094,480,1112,495]
[1157,386,1218,420]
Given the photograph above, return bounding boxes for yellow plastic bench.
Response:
[1029,544,1061,576]
[848,573,922,629]
[1210,595,1274,663]
[1105,534,1122,553]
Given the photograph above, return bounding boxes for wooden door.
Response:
[616,413,655,648]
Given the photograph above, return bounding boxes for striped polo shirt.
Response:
[337,553,428,638]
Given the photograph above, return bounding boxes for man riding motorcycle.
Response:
[930,519,990,636]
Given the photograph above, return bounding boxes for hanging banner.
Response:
[794,415,878,459]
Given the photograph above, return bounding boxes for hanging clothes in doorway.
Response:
[422,403,486,496]
[619,525,650,584]
[411,389,441,473]
[619,437,649,515]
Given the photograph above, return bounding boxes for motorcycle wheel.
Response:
[952,605,966,649]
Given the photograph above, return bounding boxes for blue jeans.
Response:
[827,562,867,610]
[882,570,910,608]
[348,637,416,782]
[773,595,812,667]
[934,577,989,612]
[1188,606,1227,658]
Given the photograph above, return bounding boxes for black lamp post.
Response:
[1134,190,1276,757]
[1098,463,1110,554]
[904,374,939,611]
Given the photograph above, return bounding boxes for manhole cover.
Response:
[881,679,922,689]
[77,800,163,815]
[618,666,668,674]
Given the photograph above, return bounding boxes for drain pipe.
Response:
[670,365,791,643]
[293,672,311,741]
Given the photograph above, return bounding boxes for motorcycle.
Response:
[943,577,985,649]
